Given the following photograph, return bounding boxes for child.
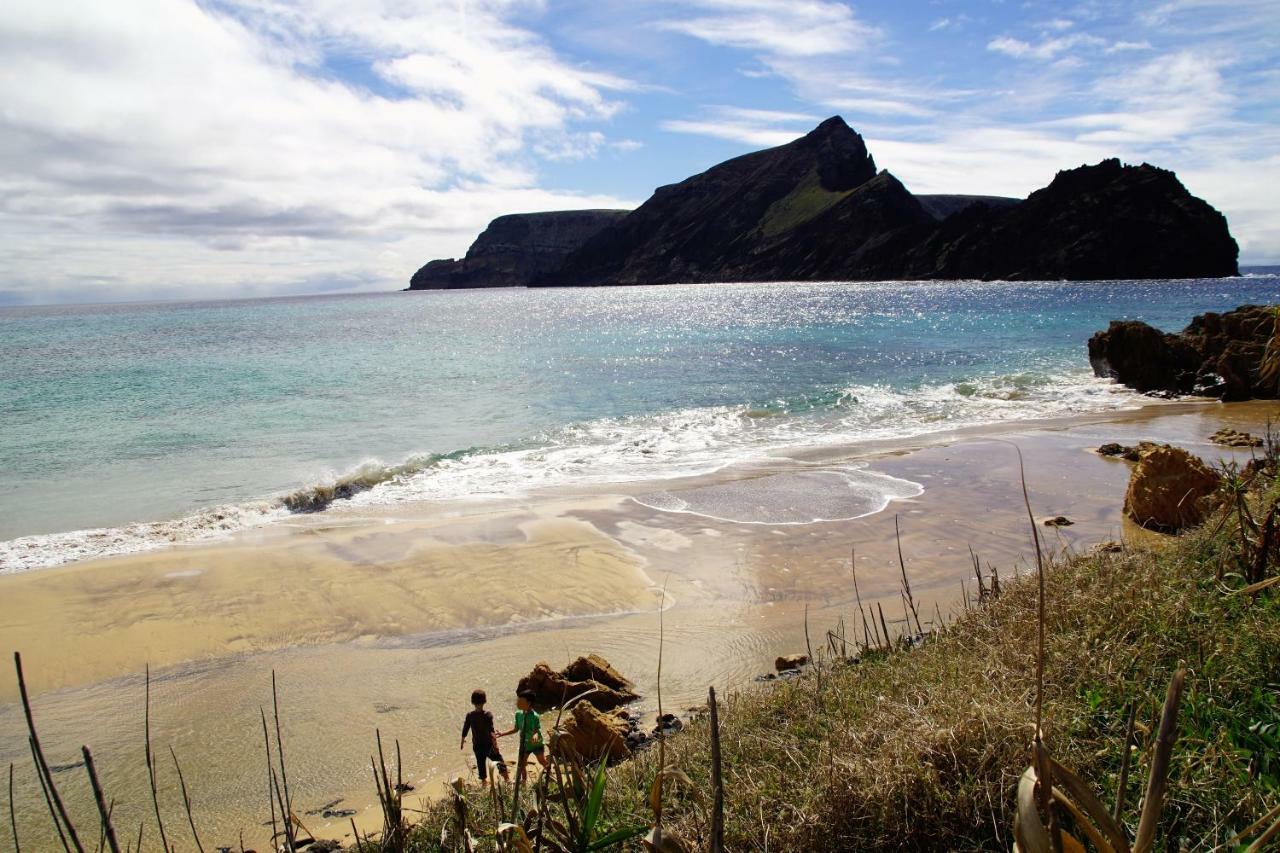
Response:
[498,689,549,781]
[460,689,509,785]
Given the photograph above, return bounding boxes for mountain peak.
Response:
[807,115,853,139]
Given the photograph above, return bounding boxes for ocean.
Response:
[2,277,1277,572]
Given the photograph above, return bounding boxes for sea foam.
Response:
[0,368,1140,574]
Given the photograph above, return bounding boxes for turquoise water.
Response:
[2,278,1277,570]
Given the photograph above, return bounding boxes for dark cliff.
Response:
[895,159,1239,280]
[537,120,1237,286]
[409,209,630,290]
[407,116,1240,289]
[543,116,892,286]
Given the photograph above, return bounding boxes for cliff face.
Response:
[409,209,630,290]
[896,159,1239,280]
[546,116,887,286]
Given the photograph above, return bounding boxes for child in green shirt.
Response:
[498,689,549,781]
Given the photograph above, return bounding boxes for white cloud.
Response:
[987,32,1107,60]
[0,0,639,301]
[656,0,879,58]
[1106,40,1154,53]
[660,105,815,147]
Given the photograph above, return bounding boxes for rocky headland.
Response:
[1088,304,1278,400]
[407,116,1239,289]
[408,209,629,290]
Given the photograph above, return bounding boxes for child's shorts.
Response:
[473,746,506,781]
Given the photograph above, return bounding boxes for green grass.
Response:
[407,467,1280,851]
[757,169,853,238]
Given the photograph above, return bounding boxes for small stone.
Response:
[1042,516,1074,527]
[1209,427,1263,448]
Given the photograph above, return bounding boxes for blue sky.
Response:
[1,0,1277,304]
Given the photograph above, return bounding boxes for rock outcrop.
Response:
[1210,428,1263,448]
[894,159,1238,280]
[517,655,638,713]
[1089,305,1279,400]
[552,703,632,763]
[408,210,630,290]
[1124,445,1221,532]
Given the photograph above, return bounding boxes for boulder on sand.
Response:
[1124,445,1221,532]
[517,655,639,712]
[552,702,632,763]
[560,653,634,692]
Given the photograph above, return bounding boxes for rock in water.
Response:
[517,656,639,712]
[775,653,809,672]
[1124,446,1221,532]
[408,210,630,289]
[1210,428,1264,448]
[553,703,632,763]
[1090,304,1279,400]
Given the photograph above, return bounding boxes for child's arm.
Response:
[461,715,472,750]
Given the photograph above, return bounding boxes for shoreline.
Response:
[2,397,1277,848]
[0,372,1150,576]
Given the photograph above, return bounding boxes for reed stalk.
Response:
[15,652,83,853]
[81,747,119,853]
[8,762,18,853]
[143,665,170,853]
[1113,702,1136,824]
[168,747,204,853]
[876,602,891,652]
[895,515,923,635]
[259,710,280,851]
[271,671,295,849]
[27,737,69,853]
[708,687,724,853]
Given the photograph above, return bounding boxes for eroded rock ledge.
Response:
[1088,304,1278,400]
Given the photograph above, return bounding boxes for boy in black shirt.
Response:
[460,689,509,785]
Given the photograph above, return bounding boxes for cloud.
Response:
[660,105,816,147]
[655,0,879,58]
[987,32,1107,60]
[0,0,640,301]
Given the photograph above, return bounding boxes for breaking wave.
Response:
[0,369,1142,574]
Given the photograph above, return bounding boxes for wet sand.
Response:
[1,399,1276,848]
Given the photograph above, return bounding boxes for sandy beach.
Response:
[2,398,1277,848]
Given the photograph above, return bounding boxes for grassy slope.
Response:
[410,476,1280,852]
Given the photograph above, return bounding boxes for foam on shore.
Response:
[0,369,1139,573]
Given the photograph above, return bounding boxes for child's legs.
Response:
[473,747,489,782]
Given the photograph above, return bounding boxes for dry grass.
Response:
[608,527,1279,851]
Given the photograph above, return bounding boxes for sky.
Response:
[1,0,1278,305]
